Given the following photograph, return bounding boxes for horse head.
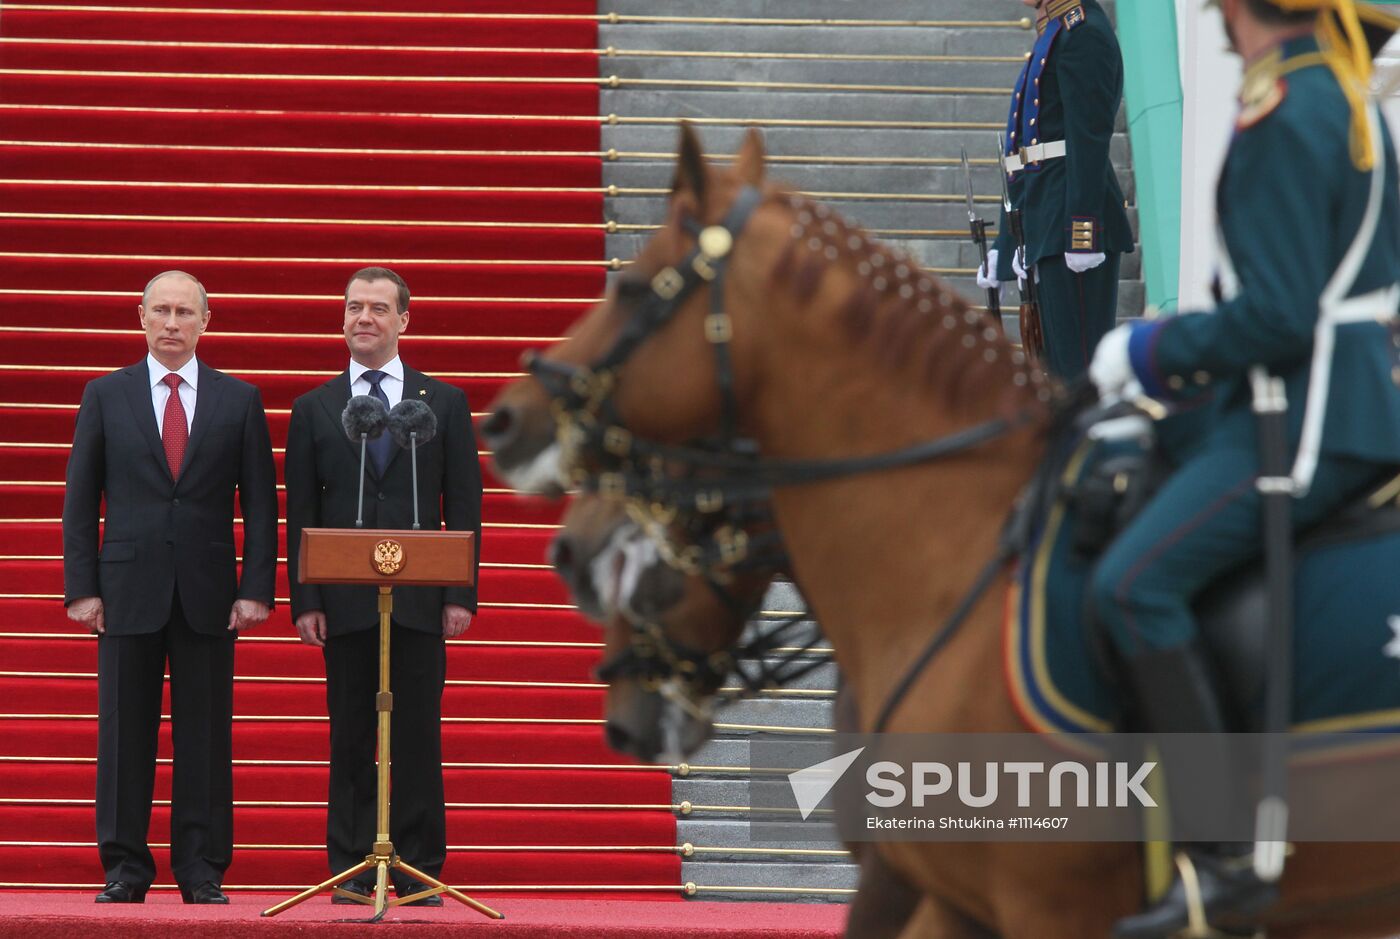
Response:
[554,493,778,763]
[483,124,780,492]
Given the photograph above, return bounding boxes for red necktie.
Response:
[162,373,188,481]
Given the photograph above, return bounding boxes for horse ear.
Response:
[735,128,766,186]
[672,121,708,210]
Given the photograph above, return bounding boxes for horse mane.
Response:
[766,188,1052,416]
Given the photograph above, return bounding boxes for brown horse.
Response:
[486,128,1400,938]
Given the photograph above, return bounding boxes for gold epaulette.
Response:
[1238,49,1288,129]
[1044,0,1085,29]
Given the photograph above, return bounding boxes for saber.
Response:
[997,134,1044,361]
[961,145,1001,323]
[1250,366,1293,882]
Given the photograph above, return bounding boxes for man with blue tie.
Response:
[284,267,482,905]
[63,270,278,904]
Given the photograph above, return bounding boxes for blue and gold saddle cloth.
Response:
[1003,442,1400,735]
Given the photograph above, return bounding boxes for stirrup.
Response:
[1173,852,1267,939]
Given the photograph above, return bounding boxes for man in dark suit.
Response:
[284,267,482,904]
[62,270,278,904]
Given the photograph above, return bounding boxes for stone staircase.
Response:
[594,0,1142,901]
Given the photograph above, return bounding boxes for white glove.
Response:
[976,249,1001,291]
[1011,247,1040,289]
[1088,322,1138,400]
[1065,252,1107,274]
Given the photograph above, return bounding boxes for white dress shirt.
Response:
[349,355,405,408]
[148,354,198,435]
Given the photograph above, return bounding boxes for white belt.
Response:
[1004,140,1067,173]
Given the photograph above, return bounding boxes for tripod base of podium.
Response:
[260,850,504,921]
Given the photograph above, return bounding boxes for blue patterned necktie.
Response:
[362,369,393,476]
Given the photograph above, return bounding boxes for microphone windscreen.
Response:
[387,399,437,448]
[342,395,389,440]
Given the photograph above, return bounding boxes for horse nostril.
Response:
[480,406,516,450]
[549,533,575,580]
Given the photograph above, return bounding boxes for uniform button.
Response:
[1032,138,1039,145]
[172,498,180,505]
[1034,98,1040,106]
[1040,58,1047,66]
[1193,371,1211,386]
[1168,376,1185,391]
[1030,118,1037,126]
[378,493,387,502]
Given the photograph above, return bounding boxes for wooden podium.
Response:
[261,528,503,921]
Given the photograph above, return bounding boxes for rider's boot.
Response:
[1112,641,1279,939]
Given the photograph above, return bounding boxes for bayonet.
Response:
[961,145,1000,321]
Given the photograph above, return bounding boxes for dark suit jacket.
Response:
[284,366,482,636]
[62,359,279,636]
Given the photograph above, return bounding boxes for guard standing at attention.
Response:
[980,0,1135,379]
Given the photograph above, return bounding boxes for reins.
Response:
[534,181,1058,720]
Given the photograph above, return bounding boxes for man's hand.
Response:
[67,596,105,635]
[442,603,473,639]
[295,610,328,647]
[1066,252,1107,274]
[976,248,1001,291]
[1012,247,1040,288]
[228,599,271,632]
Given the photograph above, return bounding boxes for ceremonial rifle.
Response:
[960,145,1001,323]
[996,134,1044,361]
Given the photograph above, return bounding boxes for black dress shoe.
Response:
[182,881,229,904]
[95,881,147,903]
[395,881,443,907]
[331,879,375,905]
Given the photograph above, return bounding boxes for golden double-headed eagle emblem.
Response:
[373,539,405,576]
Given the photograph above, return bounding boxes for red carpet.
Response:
[0,0,691,903]
[0,893,847,938]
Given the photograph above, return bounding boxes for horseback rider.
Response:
[1088,1,1400,936]
[981,0,1135,379]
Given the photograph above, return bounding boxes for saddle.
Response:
[1066,450,1400,731]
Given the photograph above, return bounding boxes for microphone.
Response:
[387,400,436,530]
[341,395,388,528]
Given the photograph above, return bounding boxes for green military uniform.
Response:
[1088,16,1400,939]
[994,0,1135,379]
[1093,32,1400,664]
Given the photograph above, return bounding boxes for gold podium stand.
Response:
[262,528,504,922]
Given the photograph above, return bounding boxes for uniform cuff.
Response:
[1068,216,1099,253]
[1127,320,1169,399]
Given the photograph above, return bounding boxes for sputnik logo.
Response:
[787,747,865,821]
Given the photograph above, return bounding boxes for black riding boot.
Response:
[1112,641,1279,939]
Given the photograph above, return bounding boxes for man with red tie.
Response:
[62,271,278,904]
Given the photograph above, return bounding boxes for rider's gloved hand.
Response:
[1088,322,1142,401]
